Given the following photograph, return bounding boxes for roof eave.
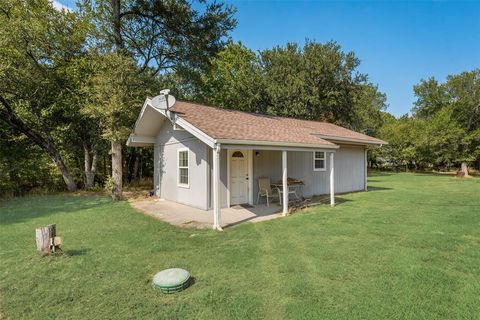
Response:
[313,134,387,146]
[215,138,339,149]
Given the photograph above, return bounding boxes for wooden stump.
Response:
[35,224,61,253]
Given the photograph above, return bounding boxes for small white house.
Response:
[127,91,386,230]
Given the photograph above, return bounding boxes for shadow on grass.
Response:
[368,186,393,192]
[368,171,395,177]
[0,194,112,225]
[308,195,353,207]
[65,248,90,256]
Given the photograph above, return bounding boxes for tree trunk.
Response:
[48,144,77,192]
[111,0,123,49]
[461,162,469,176]
[111,140,123,200]
[0,96,77,191]
[83,143,98,189]
[132,152,140,184]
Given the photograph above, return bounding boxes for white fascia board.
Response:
[126,134,156,147]
[313,134,387,146]
[173,116,216,148]
[221,144,337,152]
[133,98,153,133]
[216,139,339,150]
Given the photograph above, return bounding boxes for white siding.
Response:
[154,134,366,210]
[334,145,366,193]
[252,145,366,198]
[154,122,209,210]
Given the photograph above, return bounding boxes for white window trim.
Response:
[177,148,190,188]
[313,151,326,171]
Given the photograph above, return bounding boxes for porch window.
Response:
[178,148,189,187]
[313,151,326,171]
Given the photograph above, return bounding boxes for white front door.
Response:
[230,151,248,205]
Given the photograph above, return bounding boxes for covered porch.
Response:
[211,143,338,231]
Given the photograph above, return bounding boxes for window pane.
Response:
[315,151,324,159]
[179,168,188,184]
[232,151,244,158]
[179,151,188,167]
[315,159,325,169]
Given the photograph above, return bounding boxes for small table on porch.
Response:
[271,179,304,205]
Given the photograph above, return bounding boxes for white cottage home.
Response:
[127,91,386,230]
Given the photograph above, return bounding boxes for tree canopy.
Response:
[374,69,480,170]
[0,0,478,197]
[193,41,387,133]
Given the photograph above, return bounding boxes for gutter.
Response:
[312,134,387,146]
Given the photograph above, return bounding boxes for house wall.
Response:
[154,121,210,210]
[252,145,366,199]
[154,130,366,210]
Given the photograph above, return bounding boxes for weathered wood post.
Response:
[35,224,61,253]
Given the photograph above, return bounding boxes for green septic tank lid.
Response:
[152,268,191,294]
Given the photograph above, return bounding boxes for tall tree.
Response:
[0,0,92,191]
[196,40,386,132]
[90,0,236,75]
[82,53,146,199]
[198,41,265,113]
[260,41,386,130]
[413,69,480,171]
[83,0,236,198]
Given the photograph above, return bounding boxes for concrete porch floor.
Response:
[129,198,283,229]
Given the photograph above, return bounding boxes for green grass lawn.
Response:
[1,173,479,319]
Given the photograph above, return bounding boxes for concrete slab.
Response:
[129,198,283,229]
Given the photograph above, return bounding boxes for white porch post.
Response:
[213,144,222,230]
[364,148,368,191]
[330,152,335,206]
[282,150,288,216]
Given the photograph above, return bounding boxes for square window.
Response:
[313,151,326,171]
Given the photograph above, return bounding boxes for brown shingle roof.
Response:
[171,101,386,147]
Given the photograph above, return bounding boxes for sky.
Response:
[56,0,480,116]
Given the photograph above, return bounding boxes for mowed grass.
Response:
[0,173,479,319]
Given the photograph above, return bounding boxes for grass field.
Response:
[1,173,479,319]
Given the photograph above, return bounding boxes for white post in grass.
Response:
[212,144,222,231]
[364,148,368,191]
[282,150,288,216]
[330,152,335,206]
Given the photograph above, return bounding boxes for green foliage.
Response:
[199,42,265,113]
[0,0,95,191]
[376,69,480,170]
[196,41,387,132]
[89,0,236,75]
[103,175,115,193]
[1,173,479,319]
[82,53,145,142]
[0,127,65,196]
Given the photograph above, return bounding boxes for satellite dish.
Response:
[151,90,176,110]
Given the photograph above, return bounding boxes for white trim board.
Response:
[221,144,336,153]
[217,139,339,150]
[177,147,190,188]
[313,134,386,146]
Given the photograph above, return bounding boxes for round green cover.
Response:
[153,268,190,288]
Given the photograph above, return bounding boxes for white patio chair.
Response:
[257,177,279,207]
